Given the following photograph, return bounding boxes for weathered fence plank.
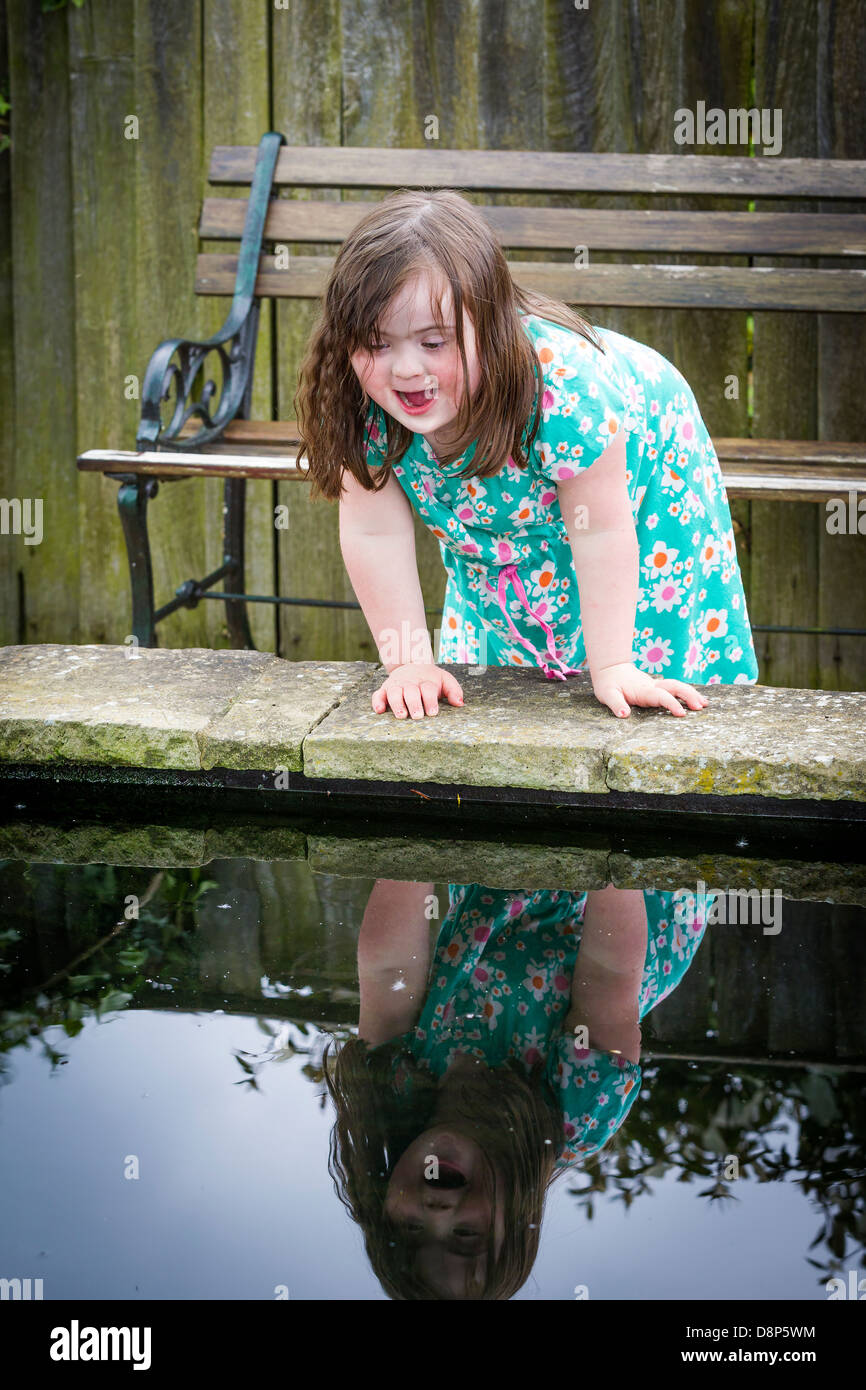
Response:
[7,0,79,643]
[0,0,16,645]
[750,0,821,690]
[131,0,208,648]
[815,0,866,690]
[201,0,274,651]
[68,2,138,646]
[273,0,361,663]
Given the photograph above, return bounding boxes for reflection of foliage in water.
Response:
[0,862,215,1077]
[572,1060,866,1287]
[232,1018,349,1111]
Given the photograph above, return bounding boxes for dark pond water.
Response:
[1,845,864,1302]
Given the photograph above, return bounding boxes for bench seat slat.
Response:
[201,197,866,257]
[77,447,866,502]
[209,146,866,199]
[195,253,866,311]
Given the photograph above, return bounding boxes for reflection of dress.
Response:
[378,886,708,1168]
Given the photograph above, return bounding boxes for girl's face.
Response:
[349,271,482,456]
[384,1123,505,1297]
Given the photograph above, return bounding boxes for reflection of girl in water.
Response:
[326,879,709,1299]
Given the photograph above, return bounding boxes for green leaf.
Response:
[800,1073,838,1128]
[96,989,132,1016]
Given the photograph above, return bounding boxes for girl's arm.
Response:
[556,433,707,718]
[339,469,464,718]
[339,467,433,666]
[356,878,434,1046]
[563,884,648,1063]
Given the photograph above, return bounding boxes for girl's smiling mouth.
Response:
[395,388,438,414]
[426,1160,467,1189]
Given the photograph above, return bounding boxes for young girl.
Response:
[325,877,711,1300]
[296,189,759,721]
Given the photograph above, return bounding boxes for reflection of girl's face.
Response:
[385,1124,505,1297]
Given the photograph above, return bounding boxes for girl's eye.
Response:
[367,340,446,351]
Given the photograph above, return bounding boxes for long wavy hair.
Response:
[294,188,606,500]
[323,1035,567,1300]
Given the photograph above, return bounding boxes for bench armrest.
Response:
[136,131,285,453]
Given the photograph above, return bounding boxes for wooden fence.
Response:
[1,0,864,689]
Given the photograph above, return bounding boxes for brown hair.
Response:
[293,188,606,501]
[323,1036,567,1300]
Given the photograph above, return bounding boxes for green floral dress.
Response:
[379,884,709,1168]
[363,313,759,684]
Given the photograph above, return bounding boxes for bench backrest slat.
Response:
[209,145,866,199]
[195,254,866,312]
[200,198,866,256]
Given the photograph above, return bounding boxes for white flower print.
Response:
[699,608,728,642]
[650,575,683,613]
[644,540,679,578]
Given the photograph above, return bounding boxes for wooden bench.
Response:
[77,132,866,648]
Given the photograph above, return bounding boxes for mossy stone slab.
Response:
[0,645,273,769]
[0,646,378,774]
[199,660,377,771]
[604,684,866,800]
[303,665,614,792]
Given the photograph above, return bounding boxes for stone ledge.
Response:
[0,645,377,772]
[304,663,866,801]
[0,645,863,802]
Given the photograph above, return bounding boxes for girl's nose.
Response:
[421,1187,461,1211]
[391,348,425,380]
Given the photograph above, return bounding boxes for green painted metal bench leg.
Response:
[223,476,255,649]
[117,479,157,647]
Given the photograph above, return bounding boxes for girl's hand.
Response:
[372,663,465,720]
[591,662,708,718]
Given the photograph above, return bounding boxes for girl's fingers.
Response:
[387,686,410,720]
[440,671,465,706]
[402,684,426,720]
[657,689,686,716]
[419,680,440,716]
[661,680,708,708]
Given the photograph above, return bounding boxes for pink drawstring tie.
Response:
[494,563,581,681]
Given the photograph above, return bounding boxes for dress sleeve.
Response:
[529,324,631,484]
[362,401,388,470]
[546,1035,641,1166]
